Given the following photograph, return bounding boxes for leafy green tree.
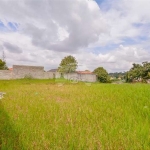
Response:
[93,67,110,83]
[141,61,150,80]
[126,63,143,82]
[126,62,150,82]
[58,55,78,74]
[0,59,8,70]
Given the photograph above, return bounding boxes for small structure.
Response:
[9,68,13,71]
[48,69,58,73]
[64,70,97,82]
[47,69,60,78]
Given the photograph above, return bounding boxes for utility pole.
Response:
[2,50,6,62]
[2,50,7,70]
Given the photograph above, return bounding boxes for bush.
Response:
[24,74,33,80]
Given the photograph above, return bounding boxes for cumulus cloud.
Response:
[96,0,150,46]
[0,0,107,52]
[1,31,150,72]
[3,42,22,53]
[75,45,150,72]
[0,0,149,72]
[0,45,3,51]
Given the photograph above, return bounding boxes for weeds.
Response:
[0,79,150,149]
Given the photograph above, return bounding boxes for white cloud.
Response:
[93,0,150,47]
[74,45,150,72]
[3,42,22,53]
[0,0,107,52]
[0,0,150,72]
[0,32,149,72]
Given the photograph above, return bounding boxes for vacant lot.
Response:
[0,79,150,150]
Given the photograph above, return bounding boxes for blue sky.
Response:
[0,0,150,72]
[0,21,7,31]
[94,0,150,53]
[0,20,18,32]
[95,0,105,5]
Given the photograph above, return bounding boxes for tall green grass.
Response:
[0,79,150,149]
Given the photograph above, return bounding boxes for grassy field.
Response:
[0,79,150,150]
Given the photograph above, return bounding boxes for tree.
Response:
[126,63,143,82]
[0,59,8,70]
[93,67,110,83]
[58,55,78,74]
[126,62,150,82]
[141,61,150,80]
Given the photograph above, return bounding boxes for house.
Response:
[48,69,58,72]
[9,68,13,71]
[47,69,61,78]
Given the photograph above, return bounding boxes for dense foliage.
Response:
[58,55,78,74]
[0,59,8,70]
[93,67,110,83]
[126,62,150,82]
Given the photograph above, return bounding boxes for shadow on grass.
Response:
[0,102,24,150]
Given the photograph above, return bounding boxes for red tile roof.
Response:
[9,68,13,71]
[76,71,94,74]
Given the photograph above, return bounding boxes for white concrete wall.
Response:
[13,65,44,79]
[64,73,97,82]
[0,65,96,82]
[0,70,13,80]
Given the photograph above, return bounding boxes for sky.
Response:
[0,0,150,72]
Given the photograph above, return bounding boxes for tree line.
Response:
[1,55,150,83]
[58,56,150,83]
[125,62,150,83]
[58,55,110,83]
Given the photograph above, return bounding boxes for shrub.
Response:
[24,74,33,79]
